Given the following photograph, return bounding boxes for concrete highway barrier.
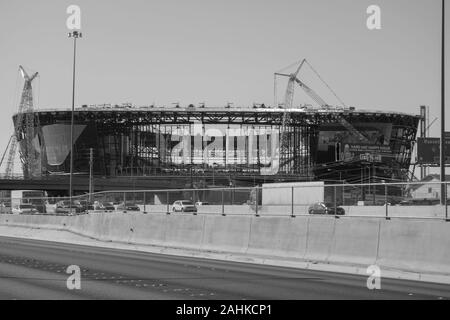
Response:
[129,214,168,246]
[247,216,308,258]
[303,216,336,262]
[329,217,380,266]
[165,214,205,249]
[377,219,450,274]
[201,215,252,253]
[1,212,450,278]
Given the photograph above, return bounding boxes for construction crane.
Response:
[275,59,305,172]
[275,59,369,172]
[3,66,39,178]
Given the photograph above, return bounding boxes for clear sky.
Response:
[0,0,448,167]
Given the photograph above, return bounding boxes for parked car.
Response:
[73,200,89,212]
[116,202,140,211]
[172,200,197,213]
[55,200,84,214]
[103,202,116,211]
[0,202,9,214]
[90,201,105,211]
[12,203,38,215]
[308,202,345,215]
[399,199,440,206]
[75,200,94,212]
[195,201,209,206]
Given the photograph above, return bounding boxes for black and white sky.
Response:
[0,0,448,160]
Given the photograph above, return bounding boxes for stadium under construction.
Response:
[9,105,420,192]
[0,63,421,196]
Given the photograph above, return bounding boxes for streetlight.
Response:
[68,30,82,210]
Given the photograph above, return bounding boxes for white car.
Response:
[172,200,197,213]
[93,201,105,210]
[12,204,38,214]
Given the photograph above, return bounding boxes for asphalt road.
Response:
[0,236,449,300]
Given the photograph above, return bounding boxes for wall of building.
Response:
[410,178,450,199]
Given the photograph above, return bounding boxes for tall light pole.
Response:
[440,0,446,206]
[68,30,82,210]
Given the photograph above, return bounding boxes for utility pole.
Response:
[68,30,82,211]
[420,105,427,180]
[89,148,93,202]
[441,0,446,206]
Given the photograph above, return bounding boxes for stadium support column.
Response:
[68,30,82,207]
[441,0,446,206]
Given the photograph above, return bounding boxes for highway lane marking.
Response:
[1,255,320,283]
[0,276,70,281]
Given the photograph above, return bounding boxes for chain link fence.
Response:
[0,181,448,220]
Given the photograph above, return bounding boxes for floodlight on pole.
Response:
[68,30,82,212]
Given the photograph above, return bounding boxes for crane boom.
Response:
[5,66,40,178]
[293,77,369,142]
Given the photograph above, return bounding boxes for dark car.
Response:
[103,202,116,211]
[55,200,84,214]
[116,202,140,211]
[29,200,46,213]
[399,199,440,206]
[77,200,92,211]
[308,202,345,215]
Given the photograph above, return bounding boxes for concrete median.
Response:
[201,215,252,253]
[303,216,336,263]
[376,219,450,275]
[128,214,168,246]
[1,212,450,280]
[0,214,66,230]
[329,217,380,266]
[100,213,136,243]
[247,216,308,258]
[165,214,205,249]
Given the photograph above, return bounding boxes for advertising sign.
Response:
[341,143,392,163]
[417,136,450,164]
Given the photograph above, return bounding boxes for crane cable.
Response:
[276,58,347,108]
[304,60,347,108]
